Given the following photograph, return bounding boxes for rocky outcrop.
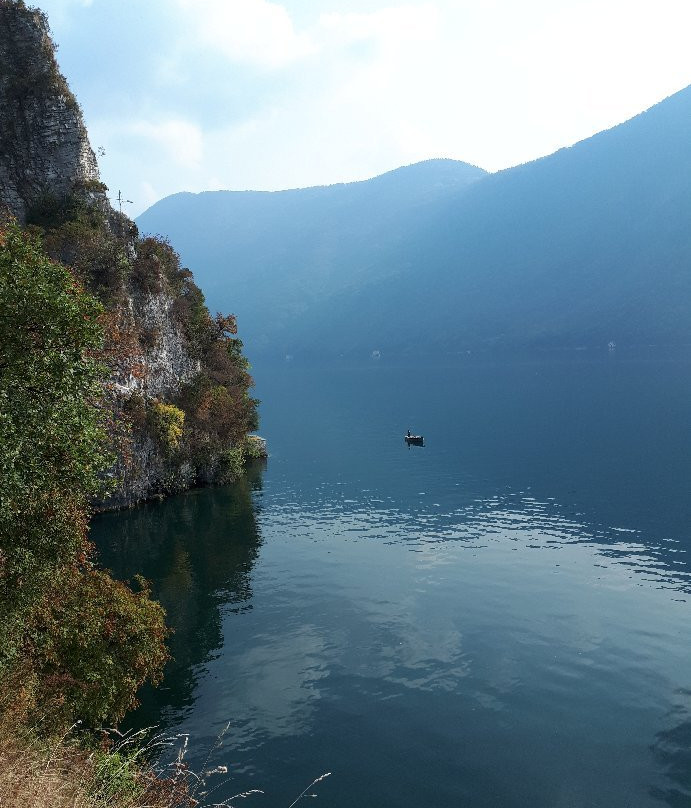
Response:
[111,289,201,399]
[0,0,258,509]
[0,1,100,223]
[101,287,202,509]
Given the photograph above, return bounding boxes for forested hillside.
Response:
[139,86,691,357]
[137,159,486,355]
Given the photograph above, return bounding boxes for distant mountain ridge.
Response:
[137,87,691,357]
[137,159,486,355]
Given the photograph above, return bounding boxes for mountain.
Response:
[138,87,691,358]
[136,159,487,355]
[0,1,258,506]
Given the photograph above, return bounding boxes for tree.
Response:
[0,222,167,726]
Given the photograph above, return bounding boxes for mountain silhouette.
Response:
[137,87,691,357]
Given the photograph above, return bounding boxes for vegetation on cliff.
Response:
[0,3,261,803]
[0,159,260,808]
[1,0,260,506]
[0,222,168,727]
[29,189,259,505]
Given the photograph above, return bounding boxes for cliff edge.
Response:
[0,1,100,223]
[0,0,259,508]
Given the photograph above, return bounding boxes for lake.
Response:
[93,354,691,808]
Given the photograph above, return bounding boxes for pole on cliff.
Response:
[117,190,133,217]
[116,190,133,239]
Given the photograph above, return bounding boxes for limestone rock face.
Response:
[0,1,258,509]
[111,289,202,399]
[0,2,100,222]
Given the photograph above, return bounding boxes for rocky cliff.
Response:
[0,1,100,223]
[0,0,259,508]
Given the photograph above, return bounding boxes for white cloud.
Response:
[318,4,439,93]
[126,119,204,171]
[319,4,439,45]
[66,0,691,215]
[177,0,315,69]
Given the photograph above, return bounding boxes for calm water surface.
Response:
[93,356,691,808]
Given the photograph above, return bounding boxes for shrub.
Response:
[217,446,245,484]
[122,392,147,430]
[147,401,185,453]
[243,435,267,459]
[0,223,107,618]
[28,569,169,727]
[0,222,169,730]
[0,719,193,808]
[26,190,105,232]
[89,748,145,803]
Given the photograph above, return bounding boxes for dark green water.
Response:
[93,356,691,807]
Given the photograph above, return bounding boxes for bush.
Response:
[0,719,193,808]
[217,446,244,484]
[243,435,267,459]
[0,223,107,617]
[0,222,169,730]
[147,401,185,453]
[90,748,144,803]
[29,569,168,727]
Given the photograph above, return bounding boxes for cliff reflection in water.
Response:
[92,461,266,727]
[650,692,691,808]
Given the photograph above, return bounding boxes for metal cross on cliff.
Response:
[116,190,133,216]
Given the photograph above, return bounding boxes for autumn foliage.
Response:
[0,223,168,728]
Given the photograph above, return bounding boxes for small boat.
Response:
[404,434,424,446]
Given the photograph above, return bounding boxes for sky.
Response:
[36,0,691,217]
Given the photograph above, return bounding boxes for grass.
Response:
[0,720,192,808]
[0,714,332,808]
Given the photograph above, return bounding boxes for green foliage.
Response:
[89,748,145,802]
[178,372,258,468]
[179,313,258,445]
[34,214,259,493]
[147,400,185,453]
[26,191,105,232]
[0,223,108,615]
[0,222,168,729]
[217,446,245,484]
[132,237,260,477]
[29,569,168,726]
[243,435,267,459]
[130,236,168,294]
[74,178,109,194]
[34,194,131,304]
[172,281,211,358]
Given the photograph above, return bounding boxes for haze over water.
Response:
[93,355,691,808]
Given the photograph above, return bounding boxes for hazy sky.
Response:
[37,0,691,216]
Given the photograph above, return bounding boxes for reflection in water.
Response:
[223,624,333,745]
[651,693,691,807]
[94,461,265,726]
[92,358,691,808]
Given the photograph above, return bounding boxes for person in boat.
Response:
[407,430,411,437]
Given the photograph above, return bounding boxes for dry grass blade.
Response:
[286,772,332,808]
[0,716,193,808]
